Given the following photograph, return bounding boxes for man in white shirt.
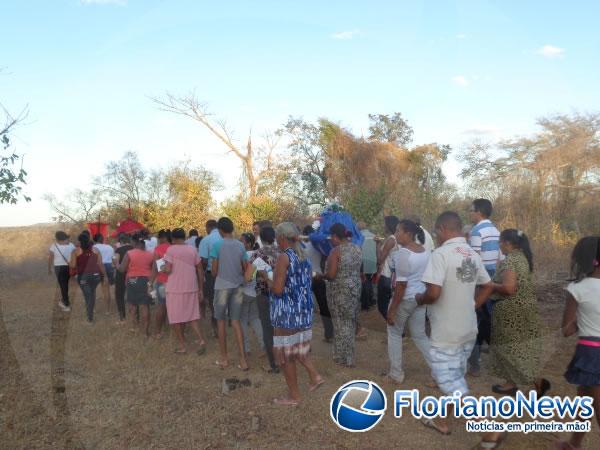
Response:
[93,233,115,312]
[416,211,492,436]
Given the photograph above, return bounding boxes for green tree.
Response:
[280,117,330,208]
[0,105,30,204]
[368,112,413,147]
[458,112,600,236]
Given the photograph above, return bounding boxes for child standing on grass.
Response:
[210,217,249,371]
[556,236,600,450]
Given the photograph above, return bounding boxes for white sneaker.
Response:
[58,302,71,312]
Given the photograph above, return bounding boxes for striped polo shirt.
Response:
[469,219,500,273]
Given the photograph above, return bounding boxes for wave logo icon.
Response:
[330,380,387,432]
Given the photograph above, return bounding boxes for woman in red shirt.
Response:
[119,234,155,336]
[69,232,106,323]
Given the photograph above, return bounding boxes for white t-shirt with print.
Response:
[49,243,76,266]
[93,243,115,264]
[422,237,491,348]
[392,248,430,299]
[566,278,600,338]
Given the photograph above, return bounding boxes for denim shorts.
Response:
[127,277,151,306]
[155,282,166,306]
[430,340,476,396]
[213,287,244,321]
[103,263,115,285]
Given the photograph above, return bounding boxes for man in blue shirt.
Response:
[199,219,222,337]
[467,198,501,377]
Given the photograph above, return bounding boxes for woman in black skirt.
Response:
[556,236,600,450]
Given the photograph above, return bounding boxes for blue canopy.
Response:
[309,210,364,256]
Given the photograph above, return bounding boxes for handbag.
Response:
[55,244,77,276]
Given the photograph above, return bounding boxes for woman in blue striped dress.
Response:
[262,222,324,406]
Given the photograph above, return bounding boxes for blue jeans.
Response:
[387,298,432,381]
[377,275,392,319]
[468,268,496,370]
[78,273,101,322]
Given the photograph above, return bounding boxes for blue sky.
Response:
[1,0,598,226]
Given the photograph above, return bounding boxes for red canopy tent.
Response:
[87,222,109,241]
[111,218,145,238]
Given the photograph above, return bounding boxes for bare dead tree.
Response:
[43,189,102,225]
[151,92,259,197]
[258,130,282,175]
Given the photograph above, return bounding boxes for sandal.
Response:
[383,375,404,386]
[215,360,228,369]
[356,331,368,341]
[480,433,506,448]
[536,378,551,397]
[173,348,187,354]
[238,364,250,372]
[273,397,300,406]
[196,344,207,356]
[492,385,518,396]
[309,377,325,392]
[420,417,451,435]
[262,365,280,374]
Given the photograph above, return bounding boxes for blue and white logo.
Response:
[330,380,387,432]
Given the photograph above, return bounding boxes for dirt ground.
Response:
[1,227,599,449]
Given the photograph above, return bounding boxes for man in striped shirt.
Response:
[467,198,500,376]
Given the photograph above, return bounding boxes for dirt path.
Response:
[1,279,598,449]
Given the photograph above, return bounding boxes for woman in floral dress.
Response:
[323,223,362,367]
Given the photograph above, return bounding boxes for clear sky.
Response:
[1,0,598,226]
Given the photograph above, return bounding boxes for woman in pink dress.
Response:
[162,228,207,354]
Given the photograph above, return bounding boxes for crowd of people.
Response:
[47,199,600,449]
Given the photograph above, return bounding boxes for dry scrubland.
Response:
[1,225,598,449]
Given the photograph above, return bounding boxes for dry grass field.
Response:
[1,225,598,449]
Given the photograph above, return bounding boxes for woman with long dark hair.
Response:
[69,232,106,323]
[479,229,548,448]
